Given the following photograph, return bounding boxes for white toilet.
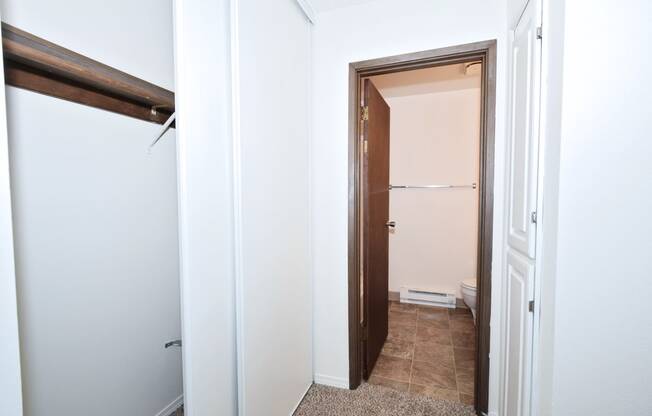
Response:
[460,278,477,321]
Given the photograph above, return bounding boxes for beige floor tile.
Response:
[455,366,474,384]
[389,310,418,327]
[371,306,479,404]
[449,307,473,317]
[381,337,414,360]
[450,317,475,333]
[452,330,476,349]
[371,354,412,382]
[410,360,457,390]
[460,393,475,405]
[390,301,417,314]
[454,347,476,369]
[416,326,452,346]
[368,375,410,392]
[388,324,417,342]
[418,311,450,329]
[413,343,455,368]
[417,305,450,313]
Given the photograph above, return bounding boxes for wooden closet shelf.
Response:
[2,22,175,125]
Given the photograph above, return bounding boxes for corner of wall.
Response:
[154,395,184,416]
[313,374,349,390]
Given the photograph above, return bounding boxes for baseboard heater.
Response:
[399,286,456,308]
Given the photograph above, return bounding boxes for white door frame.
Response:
[0,7,24,412]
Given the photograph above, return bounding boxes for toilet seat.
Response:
[461,278,477,290]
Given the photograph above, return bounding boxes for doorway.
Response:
[347,41,496,414]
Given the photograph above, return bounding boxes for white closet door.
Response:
[503,249,535,416]
[0,11,23,412]
[507,0,542,259]
[236,1,313,415]
[503,0,541,415]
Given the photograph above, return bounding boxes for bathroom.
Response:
[362,62,482,405]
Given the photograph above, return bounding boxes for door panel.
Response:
[504,1,541,414]
[362,79,390,378]
[507,0,542,259]
[503,249,535,416]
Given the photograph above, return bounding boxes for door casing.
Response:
[347,40,497,414]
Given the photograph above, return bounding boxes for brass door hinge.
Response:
[361,106,369,121]
[363,140,368,153]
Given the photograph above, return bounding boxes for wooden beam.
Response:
[2,22,175,125]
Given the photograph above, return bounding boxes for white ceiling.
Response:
[308,0,378,13]
[369,63,482,98]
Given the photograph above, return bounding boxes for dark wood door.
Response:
[362,79,390,379]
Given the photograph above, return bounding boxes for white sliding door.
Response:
[503,0,542,415]
[0,14,23,413]
[234,0,313,415]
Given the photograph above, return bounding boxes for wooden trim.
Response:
[476,40,497,413]
[347,40,497,415]
[347,63,362,389]
[2,22,174,124]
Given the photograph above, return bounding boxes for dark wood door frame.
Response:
[347,40,497,414]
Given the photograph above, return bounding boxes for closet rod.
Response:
[1,22,175,125]
[389,183,477,190]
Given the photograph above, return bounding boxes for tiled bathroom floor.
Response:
[368,301,477,405]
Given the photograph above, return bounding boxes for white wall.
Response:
[172,0,237,414]
[311,1,508,411]
[507,0,528,27]
[235,1,313,415]
[0,6,22,413]
[373,76,481,297]
[541,1,652,415]
[1,1,182,415]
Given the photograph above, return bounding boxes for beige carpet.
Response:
[294,383,476,416]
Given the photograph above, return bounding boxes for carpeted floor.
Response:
[294,383,476,416]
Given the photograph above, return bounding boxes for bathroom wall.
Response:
[1,0,182,415]
[371,65,481,298]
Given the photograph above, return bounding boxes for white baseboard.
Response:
[289,382,313,415]
[314,373,349,389]
[154,394,184,416]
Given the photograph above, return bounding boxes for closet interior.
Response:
[2,18,183,416]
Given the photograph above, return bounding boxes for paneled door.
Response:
[504,0,542,414]
[503,249,536,416]
[362,79,391,378]
[507,0,542,259]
